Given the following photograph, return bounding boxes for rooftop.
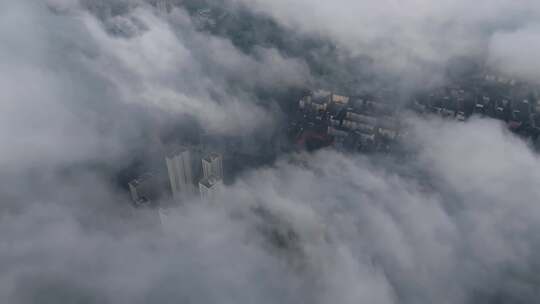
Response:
[166,144,189,158]
[128,173,154,187]
[203,152,221,163]
[199,175,222,188]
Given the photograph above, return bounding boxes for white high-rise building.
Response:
[166,146,196,200]
[199,176,223,202]
[156,0,169,14]
[202,152,223,180]
[158,207,172,232]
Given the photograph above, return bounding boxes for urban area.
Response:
[126,67,540,228]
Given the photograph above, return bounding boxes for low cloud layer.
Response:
[237,0,540,83]
[3,116,540,303]
[2,1,540,304]
[488,24,540,82]
[0,0,312,172]
[81,5,311,134]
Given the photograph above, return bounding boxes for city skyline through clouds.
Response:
[1,1,540,303]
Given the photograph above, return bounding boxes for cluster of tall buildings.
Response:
[128,146,224,210]
[166,147,224,202]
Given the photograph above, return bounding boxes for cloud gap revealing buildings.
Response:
[411,72,540,145]
[164,144,225,202]
[292,89,401,153]
[128,70,540,226]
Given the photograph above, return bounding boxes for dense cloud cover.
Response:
[1,1,540,304]
[237,0,540,83]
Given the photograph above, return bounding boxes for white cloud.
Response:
[80,5,310,135]
[2,109,540,303]
[236,0,540,81]
[488,24,540,83]
[2,1,540,303]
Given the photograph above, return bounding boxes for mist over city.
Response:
[2,1,540,303]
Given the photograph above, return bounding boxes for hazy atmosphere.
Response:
[1,1,540,303]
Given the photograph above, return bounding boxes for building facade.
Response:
[199,176,223,202]
[156,0,169,14]
[202,152,223,180]
[166,147,196,200]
